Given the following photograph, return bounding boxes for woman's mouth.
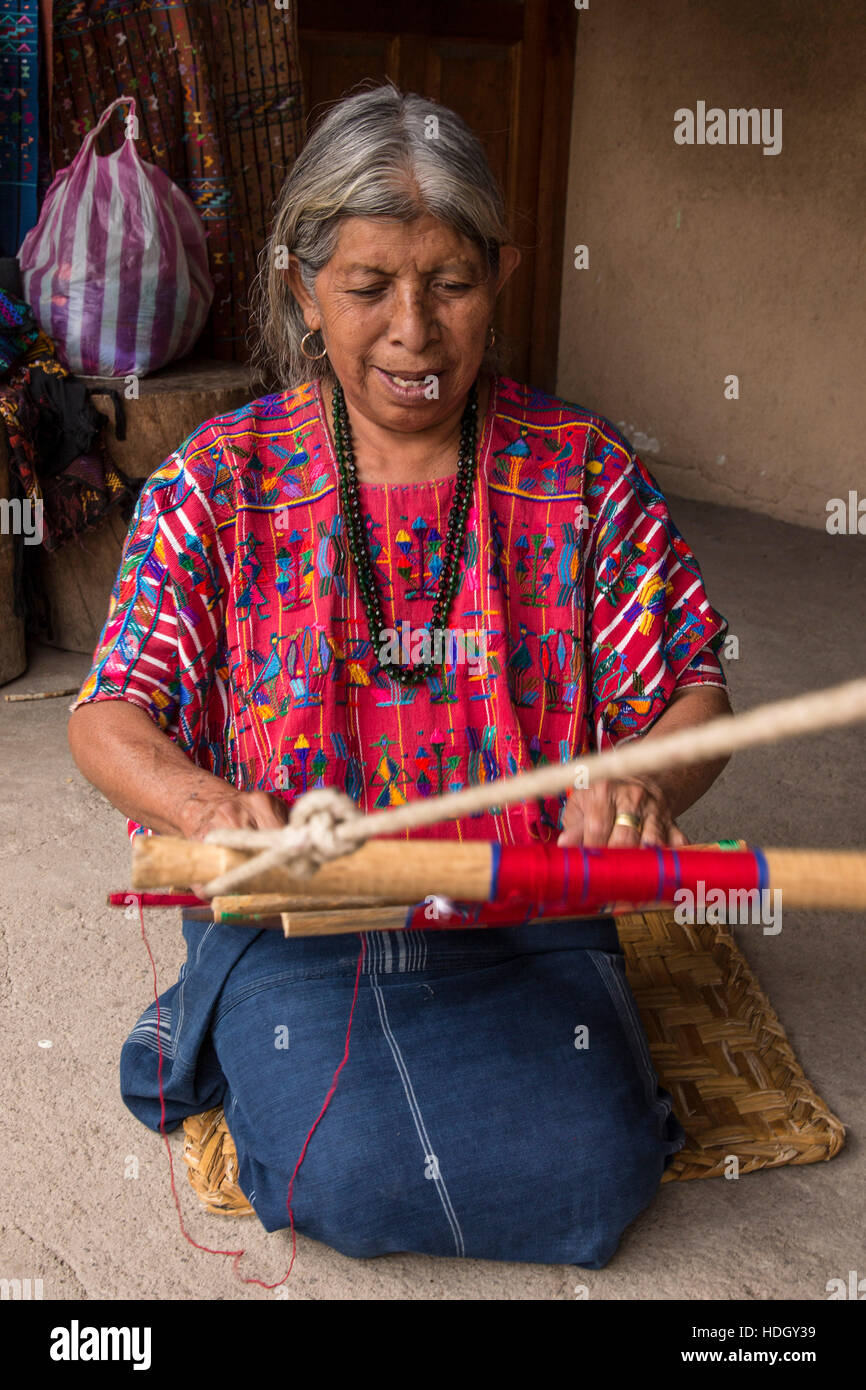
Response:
[373,366,442,399]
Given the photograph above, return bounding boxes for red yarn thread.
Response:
[111,891,205,908]
[138,901,365,1289]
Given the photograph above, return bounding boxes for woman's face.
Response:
[289,213,519,434]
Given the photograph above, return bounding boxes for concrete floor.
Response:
[1,494,864,1301]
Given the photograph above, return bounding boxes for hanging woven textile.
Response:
[49,0,306,361]
[0,0,40,256]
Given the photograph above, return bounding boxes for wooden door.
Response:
[297,0,577,393]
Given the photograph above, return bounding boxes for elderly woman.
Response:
[68,85,730,1268]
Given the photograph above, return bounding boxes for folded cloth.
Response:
[26,366,122,477]
[0,332,135,550]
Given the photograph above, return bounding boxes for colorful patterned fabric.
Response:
[50,0,305,359]
[0,0,39,256]
[0,285,39,373]
[74,375,728,839]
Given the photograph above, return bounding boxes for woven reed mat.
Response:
[181,909,845,1215]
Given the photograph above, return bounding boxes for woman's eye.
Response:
[436,281,471,293]
[348,286,387,298]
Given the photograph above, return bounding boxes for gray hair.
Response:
[249,83,512,391]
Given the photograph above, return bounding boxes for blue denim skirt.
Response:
[121,915,684,1268]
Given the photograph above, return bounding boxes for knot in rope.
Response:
[282,788,363,877]
[200,787,365,898]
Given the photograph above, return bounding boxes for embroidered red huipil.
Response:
[74,375,727,841]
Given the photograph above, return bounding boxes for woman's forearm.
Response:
[638,684,732,817]
[67,699,239,836]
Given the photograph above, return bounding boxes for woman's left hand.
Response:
[558,776,690,848]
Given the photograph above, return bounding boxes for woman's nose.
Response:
[387,287,436,353]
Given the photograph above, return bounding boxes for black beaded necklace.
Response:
[331,379,479,686]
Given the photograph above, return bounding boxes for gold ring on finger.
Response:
[614,812,642,831]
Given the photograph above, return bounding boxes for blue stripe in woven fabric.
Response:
[490,842,501,900]
[752,847,770,894]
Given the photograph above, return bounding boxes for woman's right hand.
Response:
[177,788,291,901]
[177,787,291,842]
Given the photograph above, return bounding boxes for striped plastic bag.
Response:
[18,96,213,378]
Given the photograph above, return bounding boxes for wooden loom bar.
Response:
[132,837,866,918]
[132,836,494,900]
[212,892,391,915]
[278,906,419,937]
[761,848,866,909]
[274,907,616,938]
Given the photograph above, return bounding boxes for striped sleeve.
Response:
[584,423,728,749]
[674,641,727,691]
[73,453,226,750]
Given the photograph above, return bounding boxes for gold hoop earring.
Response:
[486,326,496,348]
[301,330,328,361]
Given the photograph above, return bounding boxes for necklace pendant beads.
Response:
[332,380,479,687]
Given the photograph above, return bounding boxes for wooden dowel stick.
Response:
[212,892,391,918]
[281,906,415,937]
[132,836,493,900]
[761,849,866,909]
[132,837,866,912]
[4,686,79,702]
[279,907,634,938]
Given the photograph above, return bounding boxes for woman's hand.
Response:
[177,787,291,842]
[557,776,690,849]
[177,788,291,901]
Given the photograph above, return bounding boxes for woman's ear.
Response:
[285,255,319,330]
[495,244,521,295]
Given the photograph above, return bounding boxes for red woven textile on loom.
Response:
[403,846,768,929]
